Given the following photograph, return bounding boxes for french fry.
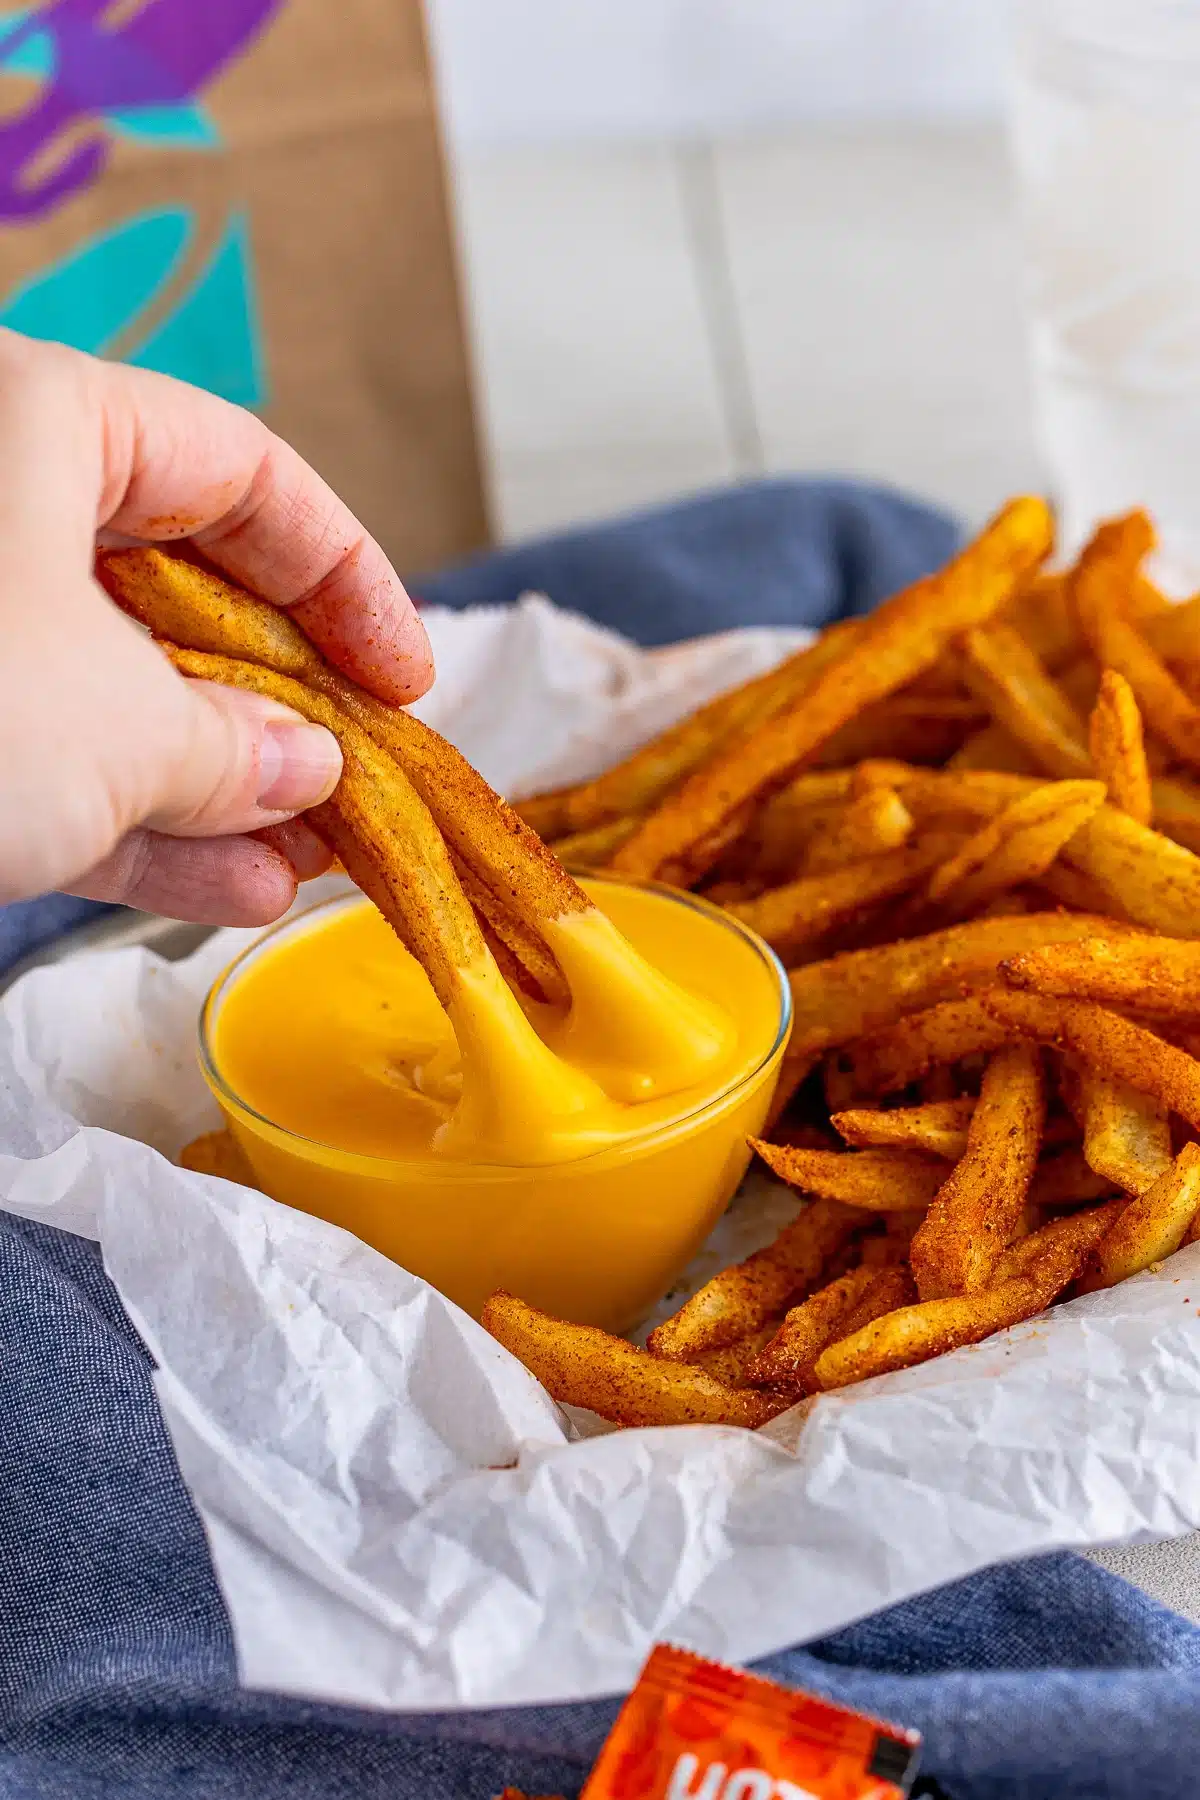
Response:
[1142,591,1200,665]
[812,1270,1061,1390]
[1075,1068,1173,1198]
[1152,774,1200,857]
[981,991,1200,1131]
[1002,571,1079,667]
[814,1205,1107,1393]
[745,1265,881,1389]
[836,1264,919,1338]
[831,1097,975,1160]
[101,550,591,968]
[549,814,640,869]
[165,646,486,1007]
[800,773,914,876]
[910,1044,1045,1298]
[958,624,1092,779]
[1071,513,1200,773]
[749,1140,946,1211]
[990,1197,1125,1284]
[949,721,1042,774]
[1028,1147,1119,1209]
[1089,670,1152,826]
[1063,806,1200,939]
[609,498,1053,883]
[1077,1143,1200,1291]
[722,836,957,960]
[179,1128,260,1189]
[850,995,1016,1096]
[1001,933,1200,1017]
[786,912,1121,1066]
[547,621,867,838]
[646,1198,865,1360]
[924,780,1106,916]
[860,1208,925,1264]
[482,1294,788,1428]
[689,1323,784,1387]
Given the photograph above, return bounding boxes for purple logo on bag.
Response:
[0,0,284,219]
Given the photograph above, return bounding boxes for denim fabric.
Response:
[3,1211,1199,1800]
[416,476,960,647]
[4,479,1197,1799]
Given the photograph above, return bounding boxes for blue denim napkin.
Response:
[4,477,1198,1800]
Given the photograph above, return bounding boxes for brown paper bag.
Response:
[0,0,490,575]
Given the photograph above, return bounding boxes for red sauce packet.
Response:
[577,1644,921,1800]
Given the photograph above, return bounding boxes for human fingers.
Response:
[142,678,343,839]
[69,830,299,925]
[0,332,434,703]
[252,818,336,881]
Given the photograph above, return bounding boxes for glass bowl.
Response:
[199,877,791,1333]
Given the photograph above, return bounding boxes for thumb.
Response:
[144,679,343,838]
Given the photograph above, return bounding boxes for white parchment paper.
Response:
[4,597,1200,1712]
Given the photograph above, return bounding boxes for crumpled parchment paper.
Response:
[4,597,1200,1712]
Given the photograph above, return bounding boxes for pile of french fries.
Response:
[483,499,1200,1429]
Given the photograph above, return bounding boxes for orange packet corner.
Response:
[578,1644,921,1800]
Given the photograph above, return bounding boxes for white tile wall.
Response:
[450,125,1043,540]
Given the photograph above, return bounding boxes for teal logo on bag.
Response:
[0,2,281,406]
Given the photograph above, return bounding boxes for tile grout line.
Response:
[674,138,766,480]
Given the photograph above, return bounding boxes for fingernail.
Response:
[257,721,342,811]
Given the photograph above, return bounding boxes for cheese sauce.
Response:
[212,879,779,1168]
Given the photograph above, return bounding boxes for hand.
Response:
[0,331,434,925]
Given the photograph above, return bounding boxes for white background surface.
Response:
[426,0,1038,538]
[427,0,1007,146]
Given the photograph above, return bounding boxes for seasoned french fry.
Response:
[179,1128,260,1189]
[800,774,914,876]
[949,721,1042,774]
[749,1140,946,1211]
[990,1197,1125,1284]
[101,550,592,963]
[482,1294,788,1428]
[910,1044,1045,1298]
[924,780,1106,916]
[1078,1143,1200,1291]
[745,1265,881,1389]
[831,1097,975,1160]
[689,1323,784,1387]
[981,991,1200,1131]
[786,912,1120,1065]
[553,622,867,838]
[958,623,1092,779]
[722,837,956,960]
[1142,591,1200,665]
[610,499,1053,882]
[835,1264,919,1340]
[1071,513,1200,774]
[1064,806,1200,939]
[646,1199,865,1360]
[1076,1068,1173,1197]
[1000,933,1200,1017]
[550,815,640,869]
[814,1204,1109,1392]
[1152,774,1200,857]
[166,646,486,1007]
[851,995,1015,1096]
[812,1269,1063,1391]
[1002,571,1079,667]
[1089,670,1153,826]
[1028,1147,1118,1209]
